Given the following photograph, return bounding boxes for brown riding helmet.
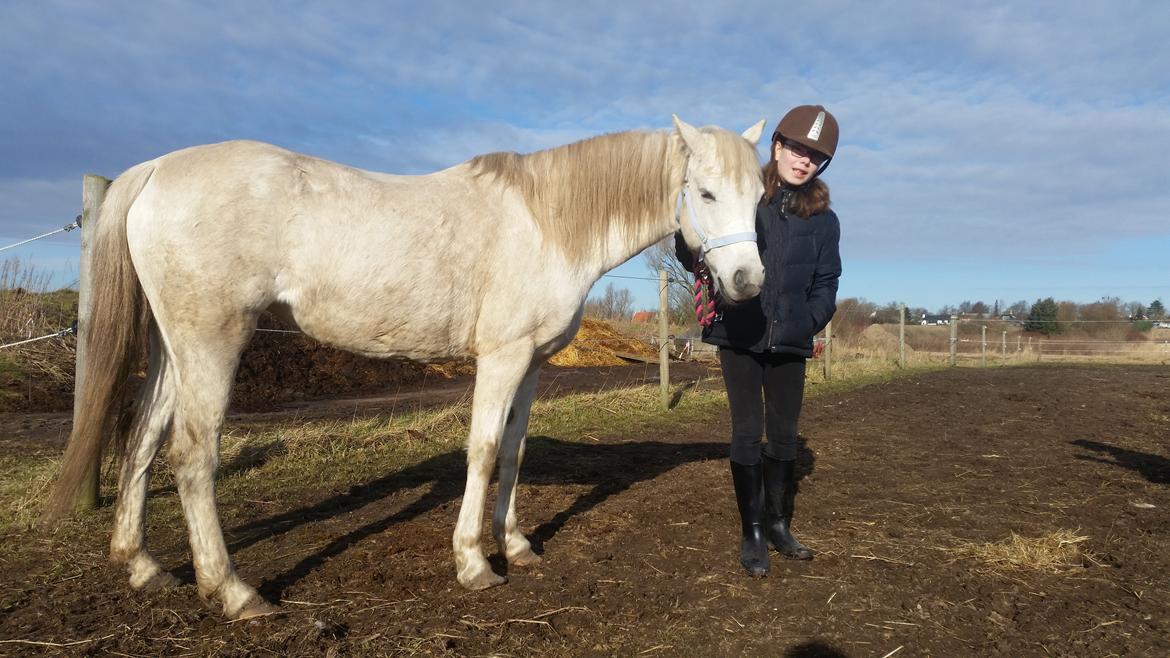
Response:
[773,104,839,161]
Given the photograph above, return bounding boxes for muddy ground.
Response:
[1,364,1168,656]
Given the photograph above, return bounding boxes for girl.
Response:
[677,105,841,577]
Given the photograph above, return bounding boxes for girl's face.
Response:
[773,139,828,186]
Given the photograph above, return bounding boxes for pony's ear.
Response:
[741,119,766,146]
[672,114,703,153]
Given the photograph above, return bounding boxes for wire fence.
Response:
[3,202,1167,409]
[0,216,81,254]
[2,218,84,352]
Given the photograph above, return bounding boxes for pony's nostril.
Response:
[734,268,747,290]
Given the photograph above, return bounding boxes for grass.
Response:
[0,385,706,533]
[0,258,78,409]
[839,323,1170,367]
[2,355,916,542]
[0,456,60,532]
[2,319,948,519]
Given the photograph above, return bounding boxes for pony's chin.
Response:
[716,281,762,306]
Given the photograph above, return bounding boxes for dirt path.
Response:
[2,364,1168,656]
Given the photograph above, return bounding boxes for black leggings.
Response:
[718,347,806,465]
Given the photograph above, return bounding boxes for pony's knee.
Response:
[168,432,219,476]
[466,436,501,465]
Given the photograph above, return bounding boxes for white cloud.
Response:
[0,1,1167,300]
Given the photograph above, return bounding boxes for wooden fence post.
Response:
[949,315,958,366]
[658,269,669,409]
[823,319,832,382]
[1002,330,1007,357]
[899,304,906,368]
[75,174,111,512]
[981,325,987,367]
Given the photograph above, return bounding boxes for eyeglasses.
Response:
[780,140,829,166]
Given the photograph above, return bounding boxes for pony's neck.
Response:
[588,195,681,276]
[468,129,687,280]
[574,131,687,276]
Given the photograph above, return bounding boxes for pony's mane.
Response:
[470,128,759,260]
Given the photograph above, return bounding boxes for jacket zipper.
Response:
[766,190,786,351]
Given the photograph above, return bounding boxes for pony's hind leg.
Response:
[167,319,274,619]
[492,365,542,567]
[454,340,534,590]
[110,326,178,591]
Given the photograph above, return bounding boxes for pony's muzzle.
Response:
[720,266,764,304]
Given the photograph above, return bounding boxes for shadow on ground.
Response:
[1071,439,1170,484]
[186,431,823,600]
[219,436,725,599]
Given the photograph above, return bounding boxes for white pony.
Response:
[47,116,766,619]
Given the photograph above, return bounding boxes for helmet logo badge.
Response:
[807,111,825,140]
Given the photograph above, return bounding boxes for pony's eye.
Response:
[699,189,716,201]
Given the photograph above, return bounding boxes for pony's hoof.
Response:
[508,548,542,567]
[459,567,506,591]
[234,600,281,620]
[140,571,181,592]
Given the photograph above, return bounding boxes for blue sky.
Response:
[2,1,1168,313]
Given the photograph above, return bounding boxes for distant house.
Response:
[920,314,950,326]
[632,311,656,324]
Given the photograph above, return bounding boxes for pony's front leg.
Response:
[454,341,534,590]
[492,365,542,567]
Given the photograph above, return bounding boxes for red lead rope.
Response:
[693,262,716,327]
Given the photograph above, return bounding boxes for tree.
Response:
[874,301,904,324]
[1149,299,1165,320]
[832,297,877,337]
[970,300,989,316]
[1075,297,1123,335]
[1024,297,1061,335]
[584,282,634,320]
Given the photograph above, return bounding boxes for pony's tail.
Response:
[43,163,156,523]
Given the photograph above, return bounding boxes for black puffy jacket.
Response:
[677,187,841,356]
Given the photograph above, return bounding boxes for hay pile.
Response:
[858,324,914,353]
[955,530,1092,572]
[549,318,657,367]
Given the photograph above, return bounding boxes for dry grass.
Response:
[0,456,60,531]
[0,383,732,534]
[953,529,1092,573]
[829,324,1170,368]
[0,259,78,407]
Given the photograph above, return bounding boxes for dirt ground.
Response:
[2,364,1168,656]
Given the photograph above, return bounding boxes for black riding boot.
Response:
[762,456,813,560]
[729,461,769,577]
